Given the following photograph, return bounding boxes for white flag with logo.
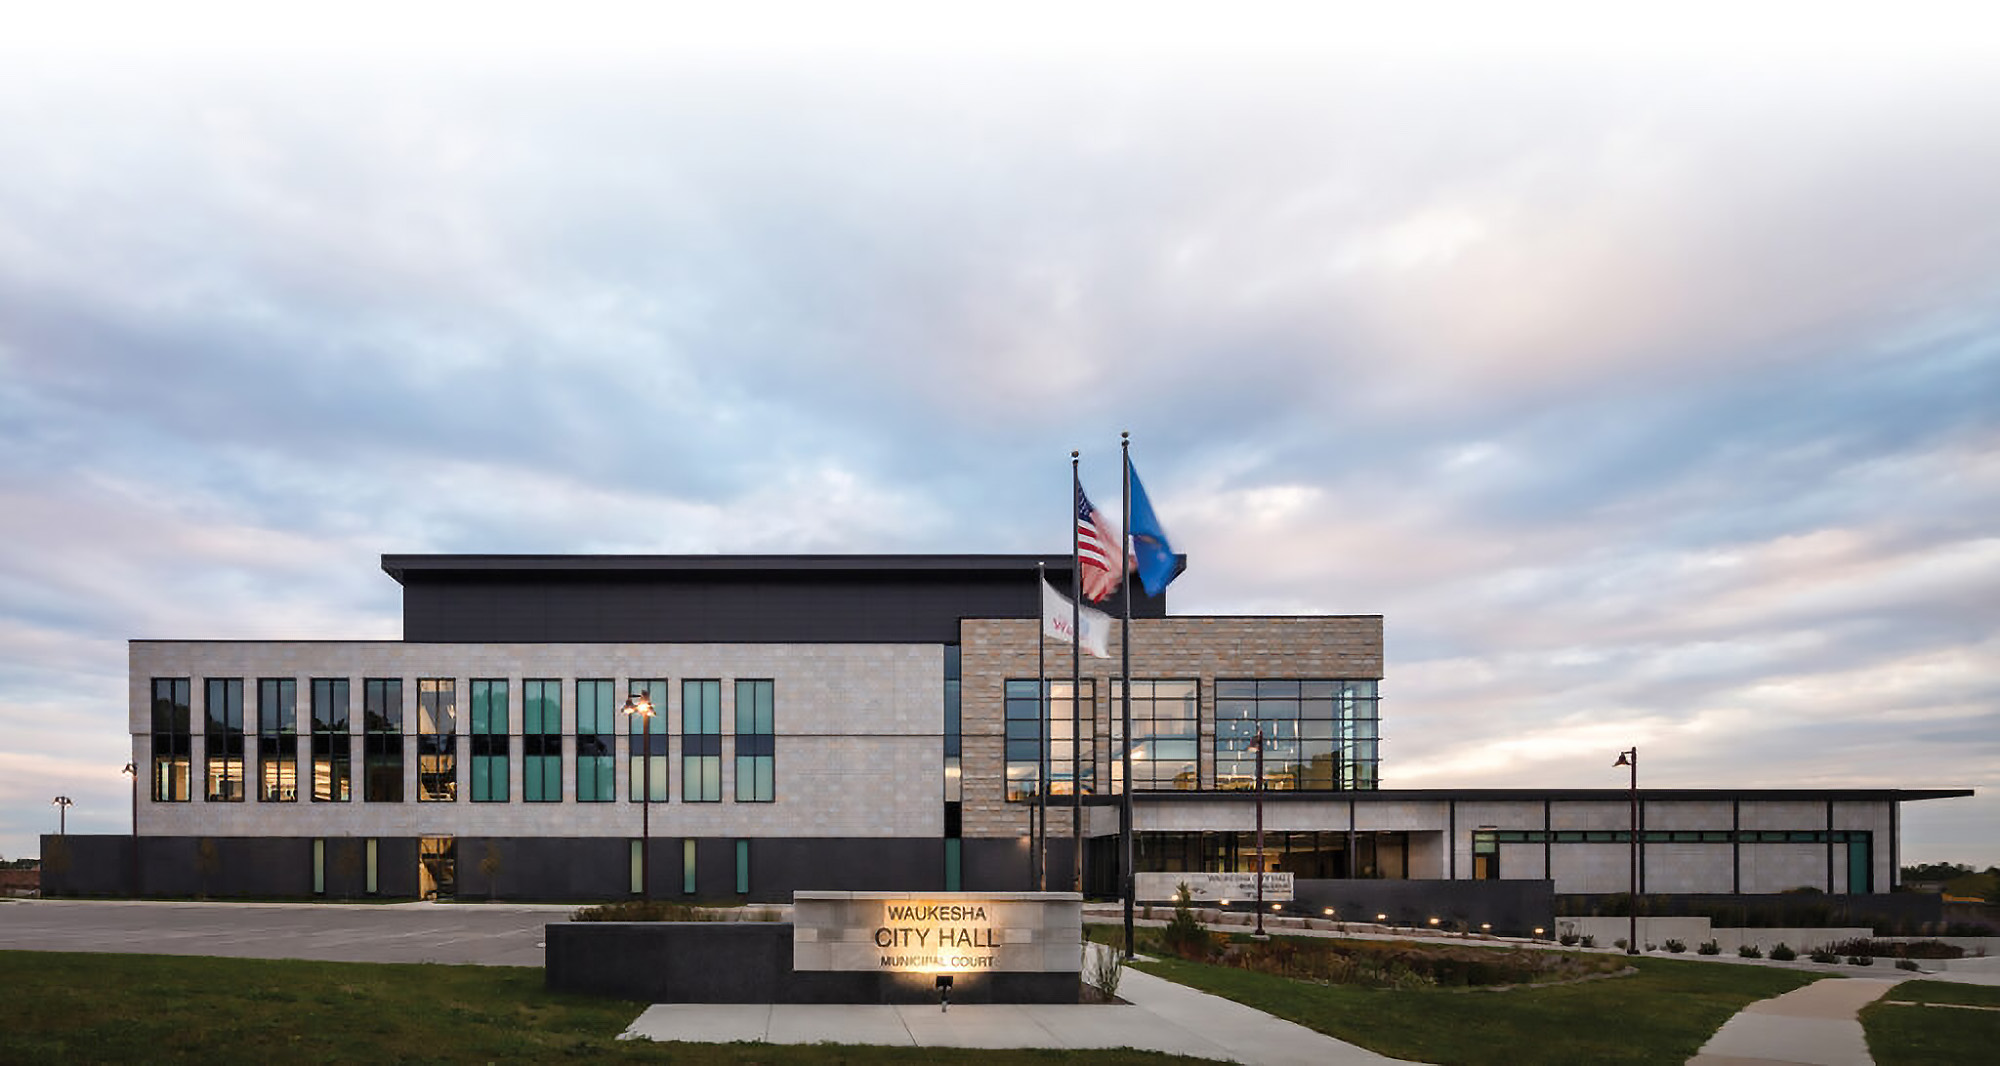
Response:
[1042,578,1111,659]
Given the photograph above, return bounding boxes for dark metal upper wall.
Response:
[383,554,1174,643]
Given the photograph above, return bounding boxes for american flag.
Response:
[1074,480,1123,602]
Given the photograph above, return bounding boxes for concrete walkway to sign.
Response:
[622,943,1421,1064]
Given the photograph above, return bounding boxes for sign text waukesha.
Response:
[873,902,998,969]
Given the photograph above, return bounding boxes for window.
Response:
[627,679,668,802]
[363,679,403,803]
[735,839,751,894]
[734,680,774,802]
[257,678,298,802]
[1216,679,1379,791]
[310,679,351,802]
[417,679,457,801]
[682,838,698,895]
[575,680,615,802]
[523,679,563,802]
[470,679,509,802]
[682,680,721,802]
[1111,679,1191,791]
[1003,679,1045,802]
[203,678,244,801]
[150,678,192,802]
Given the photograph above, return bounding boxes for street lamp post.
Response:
[52,795,74,836]
[1251,726,1268,940]
[122,763,138,897]
[622,691,656,901]
[1614,747,1639,955]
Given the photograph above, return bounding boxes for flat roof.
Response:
[383,553,1100,584]
[1101,788,1973,804]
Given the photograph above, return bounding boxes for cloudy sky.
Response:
[2,3,1995,867]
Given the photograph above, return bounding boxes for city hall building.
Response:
[46,554,1970,921]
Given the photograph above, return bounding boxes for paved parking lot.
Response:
[0,899,570,966]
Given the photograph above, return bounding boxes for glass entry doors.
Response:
[419,837,456,900]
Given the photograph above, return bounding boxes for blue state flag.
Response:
[1126,460,1181,596]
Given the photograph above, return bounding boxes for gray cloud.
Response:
[2,44,1997,861]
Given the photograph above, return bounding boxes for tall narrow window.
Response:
[1049,679,1099,795]
[681,680,721,802]
[203,678,244,802]
[1111,679,1194,791]
[523,679,563,802]
[257,678,298,802]
[150,678,192,802]
[735,839,751,894]
[627,679,668,802]
[363,679,403,802]
[470,679,510,802]
[575,679,615,802]
[418,679,457,801]
[311,679,351,801]
[682,838,698,895]
[734,680,774,802]
[1003,679,1043,802]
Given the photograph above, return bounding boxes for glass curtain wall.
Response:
[1110,679,1195,792]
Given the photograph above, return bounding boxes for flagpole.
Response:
[1120,430,1135,958]
[1036,560,1049,892]
[1070,450,1084,895]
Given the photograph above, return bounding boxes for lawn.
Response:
[1861,982,2000,1066]
[0,951,1198,1064]
[1125,939,1821,1066]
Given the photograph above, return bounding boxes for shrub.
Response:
[1614,938,1628,951]
[1770,943,1797,961]
[1558,933,1580,946]
[1896,958,1920,971]
[1644,943,1658,953]
[1162,883,1213,961]
[1824,937,1964,960]
[1580,935,1596,948]
[573,900,727,922]
[1808,946,1840,964]
[1663,939,1686,953]
[1698,940,1720,955]
[1738,944,1763,958]
[1848,955,1873,966]
[1087,938,1126,998]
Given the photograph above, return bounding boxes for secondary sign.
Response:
[1134,871,1294,903]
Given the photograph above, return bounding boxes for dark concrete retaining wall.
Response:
[545,922,1080,1004]
[1281,879,1556,936]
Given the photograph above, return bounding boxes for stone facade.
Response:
[131,640,944,840]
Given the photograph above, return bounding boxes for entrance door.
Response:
[419,837,456,900]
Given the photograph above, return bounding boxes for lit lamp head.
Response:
[621,692,655,720]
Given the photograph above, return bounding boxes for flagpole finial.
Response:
[1071,450,1079,459]
[1120,430,1129,441]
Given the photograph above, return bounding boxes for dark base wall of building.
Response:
[41,835,956,902]
[547,922,1080,1004]
[1286,879,1555,937]
[1554,892,1960,934]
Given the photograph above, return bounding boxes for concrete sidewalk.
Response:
[1689,976,1908,1066]
[623,947,1419,1064]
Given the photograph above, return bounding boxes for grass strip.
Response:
[1862,999,2000,1066]
[1879,979,2000,1008]
[1132,950,1819,1066]
[0,950,1200,1064]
